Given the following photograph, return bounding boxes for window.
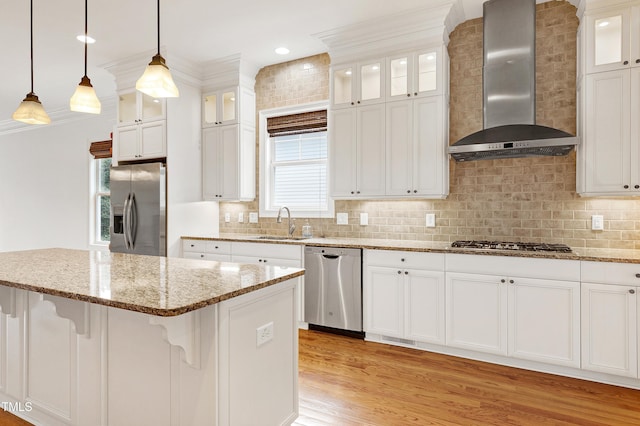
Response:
[89,140,112,246]
[95,158,111,243]
[260,104,332,217]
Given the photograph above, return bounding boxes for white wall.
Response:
[0,114,115,252]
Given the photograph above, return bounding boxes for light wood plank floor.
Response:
[3,329,640,425]
[295,329,640,426]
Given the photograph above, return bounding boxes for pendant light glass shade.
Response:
[70,0,101,114]
[70,76,101,114]
[13,0,50,125]
[136,0,179,98]
[136,53,179,98]
[13,93,51,125]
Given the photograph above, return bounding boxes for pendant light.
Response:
[12,0,51,125]
[70,0,101,114]
[135,0,179,98]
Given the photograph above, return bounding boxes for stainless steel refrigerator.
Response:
[110,162,166,256]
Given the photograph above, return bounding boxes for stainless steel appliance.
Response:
[304,246,362,334]
[448,0,578,161]
[451,240,573,253]
[110,162,166,256]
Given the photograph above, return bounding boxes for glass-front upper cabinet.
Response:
[118,91,165,126]
[203,88,237,127]
[586,6,639,74]
[331,60,384,108]
[387,49,440,100]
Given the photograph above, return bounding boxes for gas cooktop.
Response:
[451,240,573,253]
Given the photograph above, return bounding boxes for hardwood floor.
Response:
[295,329,640,426]
[3,329,640,425]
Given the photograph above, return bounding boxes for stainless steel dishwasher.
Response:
[304,246,362,335]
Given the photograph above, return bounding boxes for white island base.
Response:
[0,280,298,426]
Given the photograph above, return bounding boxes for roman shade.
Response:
[267,110,327,137]
[89,140,112,159]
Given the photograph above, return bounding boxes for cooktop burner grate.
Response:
[451,240,573,253]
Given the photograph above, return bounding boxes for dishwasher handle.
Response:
[322,254,340,260]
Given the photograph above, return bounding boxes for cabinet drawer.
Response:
[182,239,206,253]
[446,254,580,281]
[365,249,444,270]
[231,242,302,260]
[582,261,640,286]
[205,241,231,254]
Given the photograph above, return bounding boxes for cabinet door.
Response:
[140,93,165,122]
[405,269,445,344]
[357,103,386,197]
[446,272,508,355]
[118,92,138,125]
[202,127,222,200]
[329,109,358,197]
[508,278,580,367]
[413,97,445,196]
[139,121,166,159]
[365,266,403,338]
[219,125,240,200]
[386,100,412,196]
[581,282,638,378]
[115,125,139,161]
[413,50,440,97]
[584,70,632,194]
[203,88,238,126]
[358,60,384,106]
[331,65,356,109]
[586,8,630,73]
[631,67,640,187]
[387,54,411,101]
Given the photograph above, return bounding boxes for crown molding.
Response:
[315,0,464,64]
[576,0,634,17]
[0,96,117,137]
[200,53,259,91]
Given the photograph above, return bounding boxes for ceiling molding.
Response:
[200,54,259,91]
[315,0,464,64]
[0,96,117,137]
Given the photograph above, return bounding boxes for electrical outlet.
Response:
[336,212,349,225]
[224,212,231,223]
[591,215,604,231]
[256,322,274,347]
[238,212,244,223]
[426,213,436,228]
[360,213,368,226]
[249,212,259,223]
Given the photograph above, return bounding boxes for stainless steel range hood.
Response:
[448,0,578,162]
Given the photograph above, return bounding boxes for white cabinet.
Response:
[385,97,448,198]
[364,250,445,345]
[202,86,255,128]
[329,104,386,198]
[331,60,385,109]
[446,254,581,367]
[584,4,640,74]
[115,91,167,162]
[579,68,640,195]
[387,48,442,100]
[182,239,231,261]
[581,261,640,378]
[202,124,255,201]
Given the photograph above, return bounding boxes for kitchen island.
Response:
[0,248,304,426]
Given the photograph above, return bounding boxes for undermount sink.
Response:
[255,235,309,241]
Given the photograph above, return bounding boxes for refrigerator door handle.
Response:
[129,193,138,250]
[123,193,131,250]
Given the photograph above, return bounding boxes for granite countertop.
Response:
[0,248,304,317]
[182,234,640,264]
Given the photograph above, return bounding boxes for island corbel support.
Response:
[0,286,17,318]
[42,294,91,337]
[149,310,201,368]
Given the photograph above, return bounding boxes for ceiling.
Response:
[0,0,571,129]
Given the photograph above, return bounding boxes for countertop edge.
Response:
[181,235,640,264]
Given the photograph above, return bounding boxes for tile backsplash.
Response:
[220,1,640,250]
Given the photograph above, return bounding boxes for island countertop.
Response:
[0,248,304,317]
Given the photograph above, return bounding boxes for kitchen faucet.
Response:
[276,206,296,238]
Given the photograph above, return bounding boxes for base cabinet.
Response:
[364,250,445,345]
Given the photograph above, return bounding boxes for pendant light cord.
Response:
[29,0,34,94]
[84,0,88,77]
[156,0,160,55]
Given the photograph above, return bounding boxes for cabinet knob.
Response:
[350,102,355,106]
[397,270,402,274]
[413,190,417,193]
[190,244,195,247]
[263,259,268,262]
[624,185,629,189]
[404,271,409,275]
[635,273,640,278]
[407,190,411,193]
[624,60,629,65]
[357,191,361,194]
[214,246,219,249]
[357,100,361,104]
[200,254,204,258]
[509,279,515,284]
[401,258,405,262]
[407,93,411,97]
[635,185,639,189]
[636,59,640,64]
[350,191,355,194]
[501,279,506,283]
[414,92,418,96]
[630,289,636,294]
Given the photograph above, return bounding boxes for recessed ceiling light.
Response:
[275,47,290,55]
[76,34,96,44]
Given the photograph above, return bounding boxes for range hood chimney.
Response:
[448,0,578,162]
